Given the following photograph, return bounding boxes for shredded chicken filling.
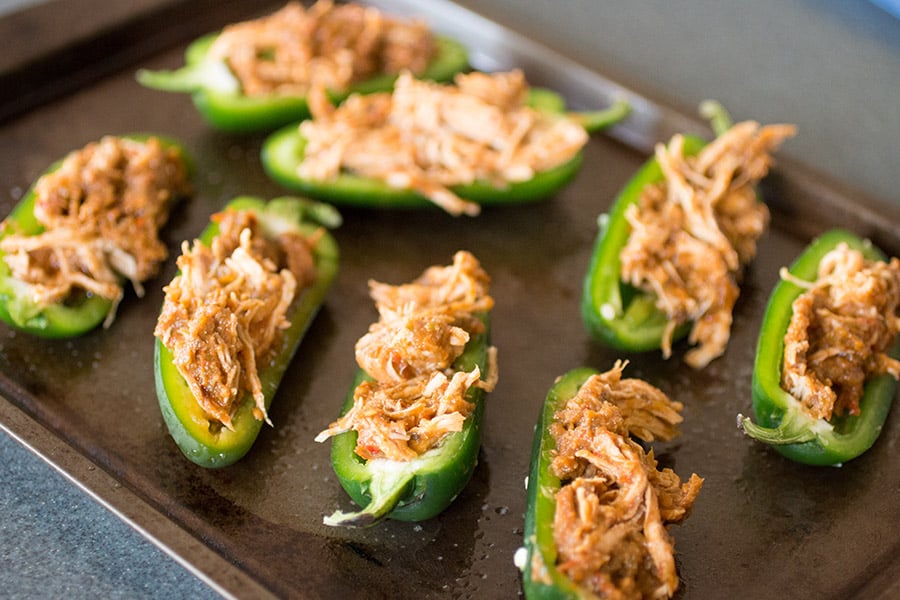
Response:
[297,69,589,216]
[316,251,498,461]
[154,209,319,430]
[548,362,703,599]
[781,243,900,420]
[620,121,796,368]
[0,136,189,325]
[207,0,436,97]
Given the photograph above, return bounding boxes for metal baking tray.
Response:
[2,1,899,598]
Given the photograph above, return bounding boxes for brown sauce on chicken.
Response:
[207,0,436,98]
[781,244,900,420]
[315,251,498,461]
[548,362,702,598]
[154,208,319,430]
[0,136,189,324]
[620,121,796,368]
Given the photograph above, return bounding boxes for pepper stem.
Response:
[738,410,819,446]
[136,60,239,94]
[569,98,631,133]
[323,463,415,528]
[698,99,734,137]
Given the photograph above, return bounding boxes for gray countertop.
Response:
[1,1,898,598]
[0,433,217,599]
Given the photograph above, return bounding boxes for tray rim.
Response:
[1,1,899,598]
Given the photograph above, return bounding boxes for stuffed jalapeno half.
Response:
[740,229,900,466]
[154,196,340,467]
[0,135,190,337]
[137,1,469,132]
[316,251,498,526]
[520,363,702,599]
[582,101,796,368]
[262,69,630,216]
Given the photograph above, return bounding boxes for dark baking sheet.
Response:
[2,1,899,598]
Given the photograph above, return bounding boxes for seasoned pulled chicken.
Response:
[549,362,702,599]
[781,243,900,420]
[620,120,796,368]
[154,209,320,430]
[207,1,436,97]
[1,136,189,325]
[315,251,498,460]
[297,69,589,215]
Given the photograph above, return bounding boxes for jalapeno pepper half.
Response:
[136,33,469,133]
[322,314,491,526]
[581,101,732,352]
[0,135,191,338]
[260,93,630,211]
[154,196,340,468]
[520,366,701,597]
[739,229,899,466]
[519,366,599,599]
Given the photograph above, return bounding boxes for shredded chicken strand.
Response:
[298,69,589,216]
[781,243,900,420]
[154,209,319,430]
[315,251,498,461]
[207,1,435,98]
[0,136,189,326]
[620,120,796,368]
[547,361,702,599]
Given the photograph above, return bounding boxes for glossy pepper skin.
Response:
[136,33,469,133]
[260,93,629,210]
[0,135,191,338]
[154,196,340,468]
[580,135,704,352]
[520,367,601,599]
[581,101,731,353]
[324,314,491,527]
[740,229,899,466]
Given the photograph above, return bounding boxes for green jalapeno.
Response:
[581,101,739,353]
[154,196,340,468]
[520,366,701,597]
[519,366,598,599]
[739,229,899,466]
[136,32,469,133]
[0,135,191,338]
[260,92,628,211]
[321,313,491,527]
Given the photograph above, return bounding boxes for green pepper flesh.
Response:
[261,92,627,210]
[326,316,490,526]
[0,135,191,338]
[741,229,898,466]
[138,34,469,133]
[521,367,601,599]
[262,124,584,210]
[581,135,706,351]
[154,196,340,468]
